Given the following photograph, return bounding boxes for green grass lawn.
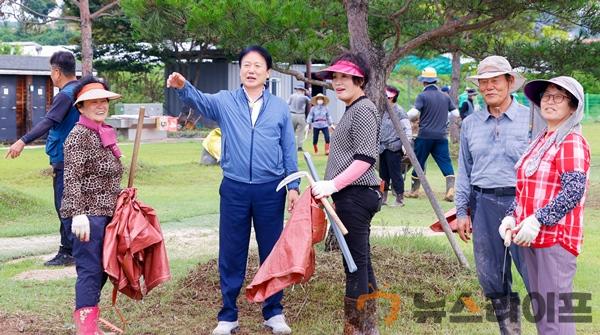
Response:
[0,138,453,238]
[1,123,600,334]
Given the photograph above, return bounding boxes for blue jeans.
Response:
[73,215,109,309]
[52,163,73,255]
[312,127,330,145]
[470,189,529,299]
[411,138,454,178]
[217,177,286,321]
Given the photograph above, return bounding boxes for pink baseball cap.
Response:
[317,60,365,79]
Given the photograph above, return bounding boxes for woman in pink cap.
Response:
[313,52,382,334]
[60,76,123,334]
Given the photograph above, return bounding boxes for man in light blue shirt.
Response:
[455,55,533,335]
[168,46,298,335]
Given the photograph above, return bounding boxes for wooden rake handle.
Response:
[319,195,349,235]
[127,107,145,188]
[304,174,349,235]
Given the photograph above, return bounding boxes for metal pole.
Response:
[303,152,357,273]
[386,106,470,269]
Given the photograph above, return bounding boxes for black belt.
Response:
[473,185,515,196]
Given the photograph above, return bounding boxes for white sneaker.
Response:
[212,320,239,335]
[264,314,292,334]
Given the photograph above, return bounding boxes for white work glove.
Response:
[498,216,516,240]
[513,215,541,245]
[311,180,338,199]
[72,214,90,242]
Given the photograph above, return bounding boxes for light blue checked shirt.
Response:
[455,99,531,217]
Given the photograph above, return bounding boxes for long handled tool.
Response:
[501,229,512,284]
[303,152,357,273]
[127,107,145,188]
[276,169,357,272]
[276,171,348,235]
[104,106,146,335]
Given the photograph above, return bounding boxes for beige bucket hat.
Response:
[310,93,330,106]
[74,82,121,105]
[467,55,525,93]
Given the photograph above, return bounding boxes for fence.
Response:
[513,93,600,122]
[394,83,600,122]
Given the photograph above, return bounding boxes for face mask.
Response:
[317,99,324,105]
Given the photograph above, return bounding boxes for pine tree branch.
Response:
[90,1,119,20]
[385,12,508,70]
[4,0,80,23]
[272,64,333,89]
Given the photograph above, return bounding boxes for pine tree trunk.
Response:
[450,50,461,104]
[448,51,461,143]
[341,0,470,269]
[79,0,93,76]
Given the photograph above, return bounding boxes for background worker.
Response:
[288,85,311,151]
[5,51,80,267]
[306,93,333,155]
[406,67,457,202]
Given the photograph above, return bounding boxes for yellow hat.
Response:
[418,67,438,83]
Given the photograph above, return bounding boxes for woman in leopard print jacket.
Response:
[59,76,123,334]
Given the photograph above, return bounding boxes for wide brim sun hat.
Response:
[74,82,121,105]
[466,55,525,93]
[417,67,438,83]
[310,93,330,106]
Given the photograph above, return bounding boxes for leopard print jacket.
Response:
[60,125,123,218]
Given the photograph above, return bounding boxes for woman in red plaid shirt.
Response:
[499,76,590,335]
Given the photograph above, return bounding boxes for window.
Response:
[268,78,281,97]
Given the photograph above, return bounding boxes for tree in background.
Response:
[0,42,22,54]
[120,0,346,88]
[458,2,600,93]
[0,0,119,75]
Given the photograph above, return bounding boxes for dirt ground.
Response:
[1,226,222,281]
[0,221,441,334]
[0,312,41,335]
[2,225,438,281]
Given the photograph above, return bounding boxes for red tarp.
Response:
[430,207,471,233]
[103,188,171,300]
[246,187,326,303]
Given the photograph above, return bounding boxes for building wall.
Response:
[164,61,229,128]
[165,61,348,129]
[0,74,52,141]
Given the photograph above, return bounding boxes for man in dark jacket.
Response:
[405,67,457,202]
[5,51,79,266]
[459,88,478,120]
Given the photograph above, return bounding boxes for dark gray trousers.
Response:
[471,189,529,298]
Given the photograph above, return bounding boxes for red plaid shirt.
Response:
[515,132,590,256]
